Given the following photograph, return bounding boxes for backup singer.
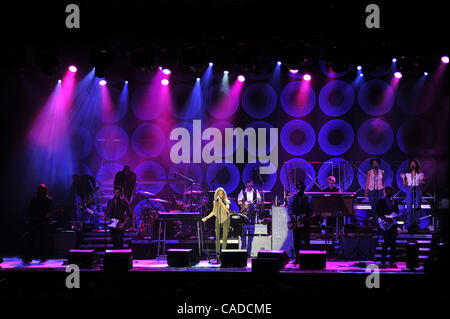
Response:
[364,158,385,227]
[400,159,424,233]
[105,186,131,248]
[377,186,399,268]
[287,182,314,264]
[201,187,231,263]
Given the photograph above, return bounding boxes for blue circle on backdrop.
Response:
[131,85,164,121]
[205,84,240,119]
[280,158,316,192]
[168,163,203,194]
[171,84,201,119]
[358,118,394,155]
[131,123,166,158]
[135,161,166,194]
[397,78,435,115]
[317,158,354,191]
[244,121,276,156]
[242,163,277,191]
[97,87,128,123]
[229,199,240,213]
[358,79,394,116]
[318,58,352,78]
[242,83,277,118]
[396,118,434,154]
[206,162,240,194]
[319,80,354,116]
[318,119,354,155]
[280,120,316,155]
[71,127,93,160]
[280,81,316,117]
[95,125,129,161]
[96,163,124,186]
[357,158,393,190]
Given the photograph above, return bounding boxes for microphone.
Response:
[216,196,221,202]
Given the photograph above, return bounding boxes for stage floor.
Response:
[0,256,423,274]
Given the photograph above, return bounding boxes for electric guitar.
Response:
[240,200,256,214]
[85,208,121,229]
[79,183,100,209]
[378,213,399,231]
[28,208,63,226]
[287,213,311,230]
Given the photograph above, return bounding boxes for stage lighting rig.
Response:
[36,46,60,75]
[130,46,154,73]
[90,47,114,78]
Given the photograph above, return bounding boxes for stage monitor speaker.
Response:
[103,249,133,271]
[68,249,97,268]
[299,250,326,270]
[130,240,158,259]
[167,249,198,267]
[251,258,280,274]
[220,249,248,268]
[53,231,77,258]
[343,238,377,260]
[257,250,290,269]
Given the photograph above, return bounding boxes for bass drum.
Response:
[229,212,247,237]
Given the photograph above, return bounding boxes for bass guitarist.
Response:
[376,186,399,268]
[287,182,314,264]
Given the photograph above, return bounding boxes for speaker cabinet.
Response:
[103,249,133,271]
[257,250,290,269]
[167,249,198,267]
[220,249,248,268]
[68,249,97,268]
[299,250,326,270]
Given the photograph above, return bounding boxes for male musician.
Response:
[323,176,340,192]
[287,182,314,264]
[70,173,97,225]
[377,186,399,268]
[237,180,261,222]
[365,158,385,227]
[400,159,424,234]
[114,165,137,202]
[23,184,55,264]
[105,186,131,248]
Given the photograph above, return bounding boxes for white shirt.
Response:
[238,189,261,203]
[405,172,424,187]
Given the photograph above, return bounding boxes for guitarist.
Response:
[23,184,55,264]
[376,186,399,268]
[287,182,314,264]
[105,186,131,248]
[237,179,261,222]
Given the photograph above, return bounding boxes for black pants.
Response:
[293,226,310,261]
[381,226,397,264]
[24,224,51,261]
[110,228,124,249]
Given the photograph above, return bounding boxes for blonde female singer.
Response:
[201,187,230,262]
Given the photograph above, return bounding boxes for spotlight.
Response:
[209,62,213,67]
[289,69,299,74]
[394,71,402,79]
[99,79,107,86]
[277,61,282,65]
[357,65,362,70]
[360,73,364,77]
[196,77,200,81]
[442,56,449,64]
[162,68,171,75]
[237,75,245,82]
[161,79,169,86]
[424,72,428,76]
[58,79,62,84]
[69,65,77,73]
[392,58,397,63]
[302,74,311,81]
[125,80,129,84]
[224,70,229,74]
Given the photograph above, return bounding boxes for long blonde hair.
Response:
[213,187,230,206]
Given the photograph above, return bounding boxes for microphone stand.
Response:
[174,171,195,211]
[257,170,264,223]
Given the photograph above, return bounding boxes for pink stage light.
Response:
[289,69,299,74]
[162,69,171,75]
[161,79,169,86]
[441,56,449,64]
[303,74,311,81]
[394,72,402,79]
[69,65,77,73]
[237,75,245,82]
[99,79,107,86]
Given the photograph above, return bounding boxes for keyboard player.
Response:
[322,176,340,193]
[320,176,340,233]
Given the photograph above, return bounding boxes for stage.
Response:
[1,255,447,301]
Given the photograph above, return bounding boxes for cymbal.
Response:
[260,190,271,193]
[149,198,169,203]
[135,190,155,197]
[183,190,203,195]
